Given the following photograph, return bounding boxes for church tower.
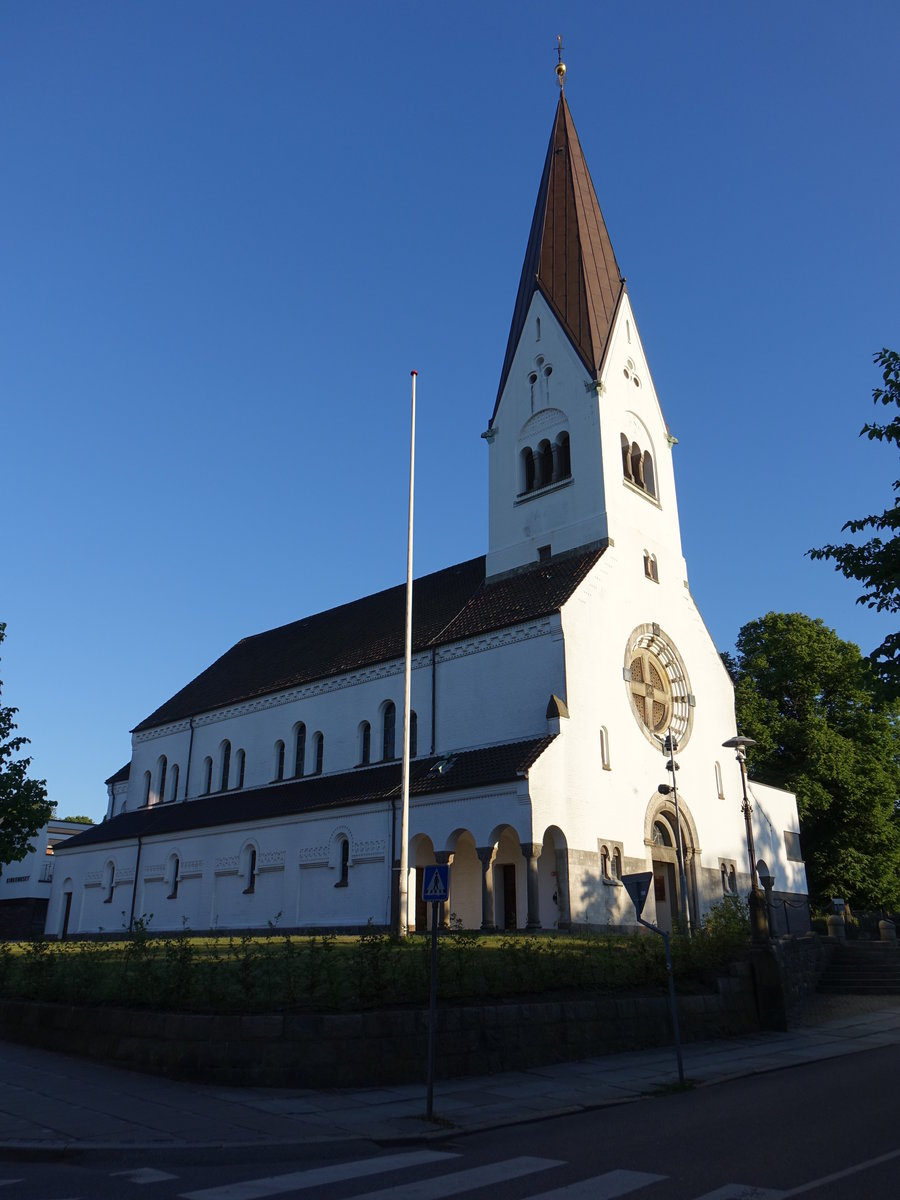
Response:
[485,77,687,588]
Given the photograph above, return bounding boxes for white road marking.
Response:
[694,1187,785,1199]
[342,1156,564,1200]
[780,1145,900,1197]
[111,1168,179,1184]
[527,1168,667,1198]
[179,1150,456,1200]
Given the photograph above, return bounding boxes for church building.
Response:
[48,78,809,940]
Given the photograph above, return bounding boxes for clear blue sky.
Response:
[2,3,898,823]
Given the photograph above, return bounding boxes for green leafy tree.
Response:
[60,815,94,825]
[0,623,54,872]
[731,612,900,910]
[809,348,900,691]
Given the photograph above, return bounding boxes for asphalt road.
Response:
[3,1044,897,1199]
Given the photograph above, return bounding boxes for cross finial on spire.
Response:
[555,35,566,91]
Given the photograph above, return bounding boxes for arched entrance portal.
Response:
[645,800,700,935]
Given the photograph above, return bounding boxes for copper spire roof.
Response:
[492,94,624,419]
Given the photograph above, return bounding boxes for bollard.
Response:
[878,919,897,943]
[826,913,846,941]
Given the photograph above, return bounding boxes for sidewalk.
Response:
[3,996,899,1160]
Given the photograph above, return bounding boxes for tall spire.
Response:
[493,89,624,418]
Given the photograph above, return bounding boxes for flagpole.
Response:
[398,370,416,937]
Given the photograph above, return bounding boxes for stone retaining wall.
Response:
[773,933,836,1017]
[0,970,758,1086]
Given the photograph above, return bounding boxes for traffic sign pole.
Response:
[421,865,449,1119]
[426,900,439,1119]
[621,872,685,1086]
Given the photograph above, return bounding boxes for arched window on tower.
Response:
[613,847,622,880]
[520,446,535,494]
[621,433,633,482]
[168,763,179,803]
[359,721,371,766]
[156,757,167,807]
[235,749,246,789]
[143,770,152,807]
[631,442,644,488]
[202,757,213,795]
[274,740,285,782]
[409,710,418,757]
[536,439,553,488]
[554,431,571,482]
[643,453,656,497]
[220,741,231,792]
[103,860,115,904]
[312,732,324,775]
[382,702,396,761]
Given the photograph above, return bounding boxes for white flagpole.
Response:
[398,370,416,937]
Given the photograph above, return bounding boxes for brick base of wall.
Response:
[0,969,759,1087]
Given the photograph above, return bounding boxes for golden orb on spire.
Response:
[555,35,566,89]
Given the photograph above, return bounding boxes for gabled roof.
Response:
[61,738,555,849]
[492,94,624,422]
[105,763,131,787]
[133,549,602,733]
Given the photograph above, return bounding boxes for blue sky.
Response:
[2,3,898,823]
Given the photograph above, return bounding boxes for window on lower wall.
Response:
[243,847,257,894]
[335,837,350,888]
[168,856,179,899]
[784,831,803,862]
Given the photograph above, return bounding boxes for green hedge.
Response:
[0,903,750,1014]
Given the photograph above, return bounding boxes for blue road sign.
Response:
[621,871,653,917]
[422,864,450,903]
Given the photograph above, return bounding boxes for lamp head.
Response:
[722,735,757,751]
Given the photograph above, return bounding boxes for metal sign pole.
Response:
[621,871,685,1086]
[426,900,439,1119]
[421,863,448,1120]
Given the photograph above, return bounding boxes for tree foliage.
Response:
[60,815,94,825]
[809,348,900,691]
[731,612,900,910]
[0,623,54,870]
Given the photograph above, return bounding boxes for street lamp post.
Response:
[722,735,769,944]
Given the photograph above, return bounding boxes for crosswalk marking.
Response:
[180,1151,456,1200]
[344,1156,564,1200]
[526,1168,667,1199]
[112,1168,179,1185]
[694,1186,785,1199]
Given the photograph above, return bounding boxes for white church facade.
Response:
[48,89,809,940]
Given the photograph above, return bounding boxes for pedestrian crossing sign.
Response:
[422,864,450,902]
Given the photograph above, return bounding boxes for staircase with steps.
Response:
[817,940,900,995]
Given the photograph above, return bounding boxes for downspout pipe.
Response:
[182,717,195,801]
[129,834,144,931]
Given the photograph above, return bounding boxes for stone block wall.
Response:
[0,973,759,1087]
